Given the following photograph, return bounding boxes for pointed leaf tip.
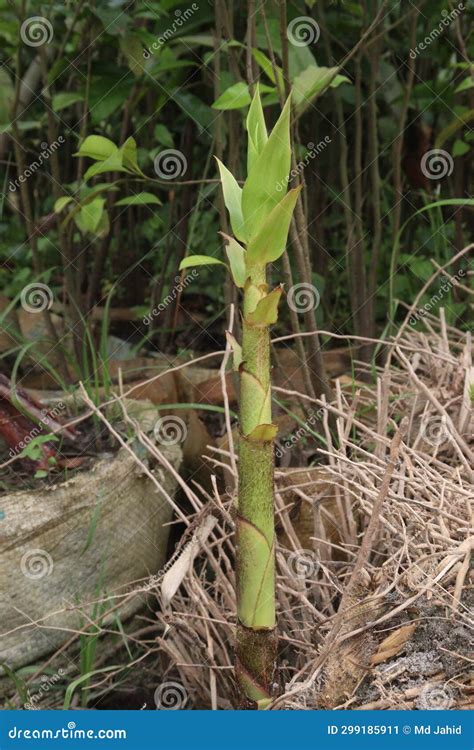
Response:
[179,255,226,271]
[242,94,293,238]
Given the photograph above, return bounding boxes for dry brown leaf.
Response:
[371,623,417,665]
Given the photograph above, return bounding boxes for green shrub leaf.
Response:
[179,255,226,270]
[54,196,73,213]
[120,136,144,175]
[212,82,251,110]
[83,151,128,180]
[115,192,161,206]
[292,65,350,117]
[76,135,117,161]
[52,92,85,112]
[74,197,106,235]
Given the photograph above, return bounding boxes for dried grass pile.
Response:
[3,311,471,711]
[145,311,472,710]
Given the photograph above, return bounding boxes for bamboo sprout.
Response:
[180,88,300,708]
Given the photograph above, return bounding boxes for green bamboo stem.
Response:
[179,88,299,709]
[235,265,277,707]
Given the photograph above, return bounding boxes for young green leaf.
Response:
[215,157,246,242]
[452,139,470,157]
[247,186,302,265]
[242,95,292,238]
[247,423,278,442]
[76,135,117,161]
[246,286,283,326]
[252,49,284,90]
[120,136,144,176]
[212,82,251,110]
[226,331,243,371]
[154,124,174,148]
[120,34,145,77]
[455,77,474,93]
[53,92,85,112]
[93,210,110,238]
[222,233,247,287]
[115,192,161,206]
[54,196,73,213]
[179,255,226,270]
[74,197,106,235]
[292,65,349,117]
[83,150,130,181]
[246,85,268,173]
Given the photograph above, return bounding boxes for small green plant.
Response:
[18,434,59,478]
[180,88,300,708]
